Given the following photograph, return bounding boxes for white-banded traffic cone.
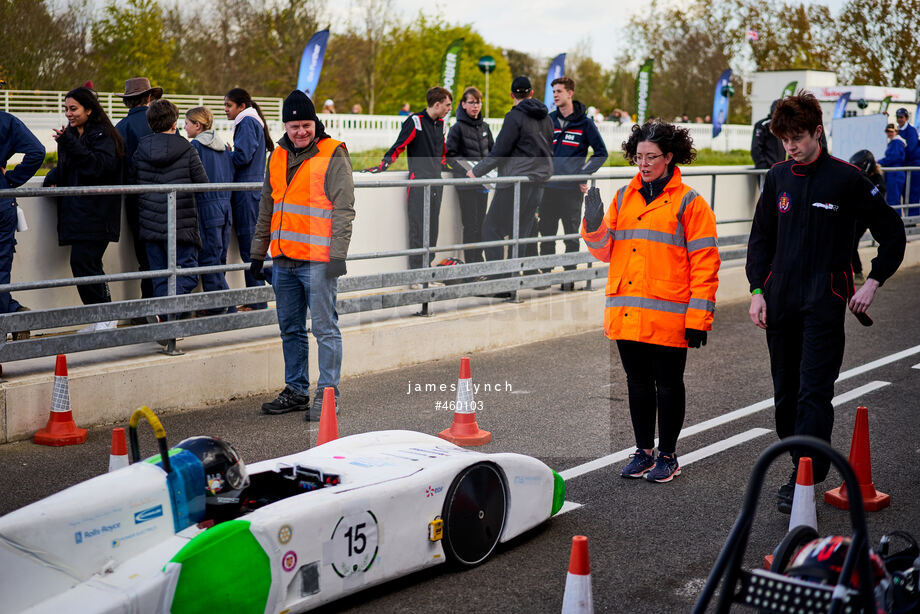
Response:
[438,357,491,446]
[34,354,87,446]
[789,457,817,532]
[561,535,593,614]
[108,427,129,472]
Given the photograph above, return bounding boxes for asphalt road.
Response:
[2,265,919,613]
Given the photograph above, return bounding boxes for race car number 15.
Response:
[330,510,379,578]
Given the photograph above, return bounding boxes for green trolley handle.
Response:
[128,406,171,474]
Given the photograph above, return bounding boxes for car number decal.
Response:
[330,510,379,578]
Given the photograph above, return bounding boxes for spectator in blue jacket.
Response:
[224,88,274,309]
[115,77,162,302]
[879,123,907,211]
[0,111,44,330]
[185,106,233,313]
[537,77,608,289]
[895,107,920,214]
[44,86,124,332]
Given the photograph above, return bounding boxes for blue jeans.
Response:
[272,261,341,398]
[145,242,199,297]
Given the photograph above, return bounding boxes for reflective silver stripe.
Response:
[614,228,685,247]
[270,230,331,246]
[584,231,612,249]
[686,236,717,251]
[677,190,699,222]
[272,202,333,218]
[615,186,627,212]
[605,296,688,314]
[688,298,715,313]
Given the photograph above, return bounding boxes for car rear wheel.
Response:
[441,462,507,567]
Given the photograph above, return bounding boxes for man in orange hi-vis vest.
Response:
[250,90,355,420]
[581,120,720,484]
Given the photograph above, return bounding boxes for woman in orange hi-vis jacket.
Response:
[581,120,720,483]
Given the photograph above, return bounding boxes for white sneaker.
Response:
[96,320,118,330]
[408,283,422,290]
[77,323,96,333]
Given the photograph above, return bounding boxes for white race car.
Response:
[0,415,564,613]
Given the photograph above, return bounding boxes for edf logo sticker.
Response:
[777,192,791,213]
[425,485,443,497]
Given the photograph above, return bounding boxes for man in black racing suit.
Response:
[745,92,905,513]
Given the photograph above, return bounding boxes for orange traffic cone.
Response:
[315,387,339,446]
[34,355,87,446]
[561,535,594,614]
[825,406,890,511]
[764,457,819,569]
[438,357,491,446]
[108,427,129,472]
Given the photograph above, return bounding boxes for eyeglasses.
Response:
[631,153,664,164]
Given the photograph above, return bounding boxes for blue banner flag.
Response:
[711,69,732,138]
[544,54,566,111]
[296,29,330,98]
[832,92,851,119]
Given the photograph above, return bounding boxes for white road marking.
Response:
[555,500,583,516]
[679,428,772,466]
[836,345,920,381]
[560,380,890,481]
[912,363,920,370]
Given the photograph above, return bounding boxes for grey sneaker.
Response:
[621,448,656,478]
[261,387,309,415]
[305,393,339,422]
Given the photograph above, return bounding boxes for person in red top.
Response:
[581,120,720,483]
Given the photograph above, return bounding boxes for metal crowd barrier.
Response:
[0,167,917,364]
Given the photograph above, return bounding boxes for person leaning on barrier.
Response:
[745,93,906,514]
[466,76,553,276]
[895,107,920,212]
[185,106,234,314]
[44,86,124,332]
[879,123,908,209]
[751,99,785,170]
[363,87,452,273]
[446,86,494,264]
[132,99,208,306]
[0,110,45,338]
[580,120,720,484]
[115,77,163,302]
[250,90,355,420]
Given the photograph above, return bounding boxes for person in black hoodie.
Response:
[751,99,785,169]
[467,76,553,266]
[364,86,453,270]
[44,86,124,331]
[538,77,608,288]
[446,86,494,263]
[132,99,208,299]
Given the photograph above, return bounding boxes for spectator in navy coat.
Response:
[185,106,233,312]
[224,88,274,309]
[115,77,163,301]
[0,111,44,324]
[132,99,207,299]
[879,123,907,210]
[44,86,124,332]
[895,107,920,215]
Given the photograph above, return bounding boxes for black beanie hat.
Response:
[283,89,318,122]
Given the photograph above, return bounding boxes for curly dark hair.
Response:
[621,120,696,170]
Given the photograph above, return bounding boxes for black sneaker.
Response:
[621,448,656,478]
[560,282,576,292]
[645,452,681,483]
[777,468,797,514]
[305,393,339,422]
[262,387,309,415]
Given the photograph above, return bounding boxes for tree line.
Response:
[1,0,917,123]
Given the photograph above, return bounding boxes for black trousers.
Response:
[69,240,112,305]
[766,292,846,482]
[407,184,442,269]
[457,189,487,263]
[482,184,544,262]
[538,188,583,269]
[615,340,687,455]
[124,195,153,298]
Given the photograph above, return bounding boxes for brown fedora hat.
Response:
[117,77,163,99]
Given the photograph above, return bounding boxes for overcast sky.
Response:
[329,0,847,65]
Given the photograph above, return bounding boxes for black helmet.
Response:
[849,149,877,176]
[174,436,249,508]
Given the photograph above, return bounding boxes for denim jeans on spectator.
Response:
[272,261,341,398]
[145,241,199,297]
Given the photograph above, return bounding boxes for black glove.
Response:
[249,258,265,281]
[361,160,389,174]
[685,328,707,348]
[326,258,347,279]
[584,187,604,232]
